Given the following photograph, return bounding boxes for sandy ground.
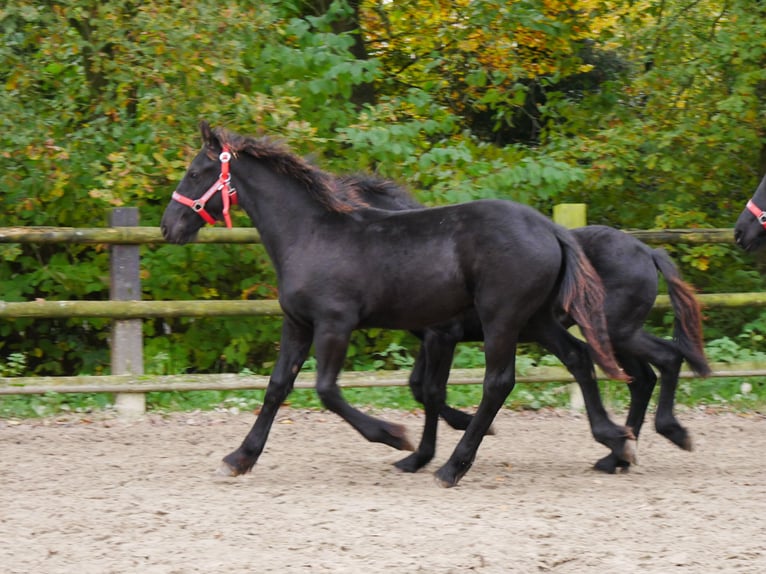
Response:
[1,406,765,573]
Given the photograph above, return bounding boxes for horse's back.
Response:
[573,225,658,335]
[371,199,566,282]
[300,199,567,331]
[573,225,657,287]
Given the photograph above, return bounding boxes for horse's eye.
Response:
[189,171,199,180]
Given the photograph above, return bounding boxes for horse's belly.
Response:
[359,286,473,330]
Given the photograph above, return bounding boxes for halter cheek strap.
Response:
[746,199,766,229]
[171,146,239,228]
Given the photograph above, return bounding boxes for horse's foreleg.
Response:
[396,330,456,472]
[409,339,478,432]
[313,326,414,451]
[219,319,312,477]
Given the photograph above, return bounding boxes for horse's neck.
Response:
[235,159,336,267]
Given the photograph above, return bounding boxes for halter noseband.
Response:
[171,145,238,228]
[746,199,766,229]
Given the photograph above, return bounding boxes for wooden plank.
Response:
[1,363,762,395]
[0,226,733,245]
[0,299,284,318]
[3,293,766,320]
[0,227,261,244]
[109,208,145,415]
[627,228,734,245]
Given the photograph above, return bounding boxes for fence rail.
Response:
[0,226,733,245]
[2,363,765,396]
[0,215,756,413]
[3,292,766,320]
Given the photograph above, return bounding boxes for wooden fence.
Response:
[1,206,763,415]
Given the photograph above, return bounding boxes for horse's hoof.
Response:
[594,457,615,474]
[434,473,457,488]
[216,461,240,477]
[384,422,415,451]
[593,452,630,474]
[621,439,638,465]
[681,434,693,452]
[394,452,432,473]
[434,464,467,488]
[594,455,628,474]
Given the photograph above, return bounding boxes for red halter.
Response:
[746,199,766,229]
[171,146,238,228]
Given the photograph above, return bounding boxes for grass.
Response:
[2,374,764,419]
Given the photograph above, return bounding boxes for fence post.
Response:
[110,208,145,416]
[552,203,587,411]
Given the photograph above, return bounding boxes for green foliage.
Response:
[0,353,27,377]
[0,353,113,417]
[705,336,766,364]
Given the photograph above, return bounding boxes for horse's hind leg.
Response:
[617,332,690,450]
[313,323,414,451]
[220,318,313,476]
[529,319,636,467]
[594,354,656,474]
[641,335,690,450]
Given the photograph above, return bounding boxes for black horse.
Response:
[345,175,711,474]
[734,173,766,251]
[161,122,627,487]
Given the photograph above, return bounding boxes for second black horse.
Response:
[342,174,711,474]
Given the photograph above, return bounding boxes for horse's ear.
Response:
[199,121,219,150]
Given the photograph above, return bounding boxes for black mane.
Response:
[338,173,422,211]
[213,127,358,213]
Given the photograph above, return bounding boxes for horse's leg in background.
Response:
[408,342,475,431]
[593,354,655,473]
[628,333,691,450]
[220,318,313,476]
[312,322,414,451]
[654,361,690,450]
[593,332,691,473]
[396,329,457,472]
[434,328,518,487]
[527,317,637,465]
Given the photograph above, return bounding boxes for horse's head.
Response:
[161,121,237,244]
[734,174,766,252]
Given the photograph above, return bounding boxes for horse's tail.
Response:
[651,249,712,376]
[553,226,628,381]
